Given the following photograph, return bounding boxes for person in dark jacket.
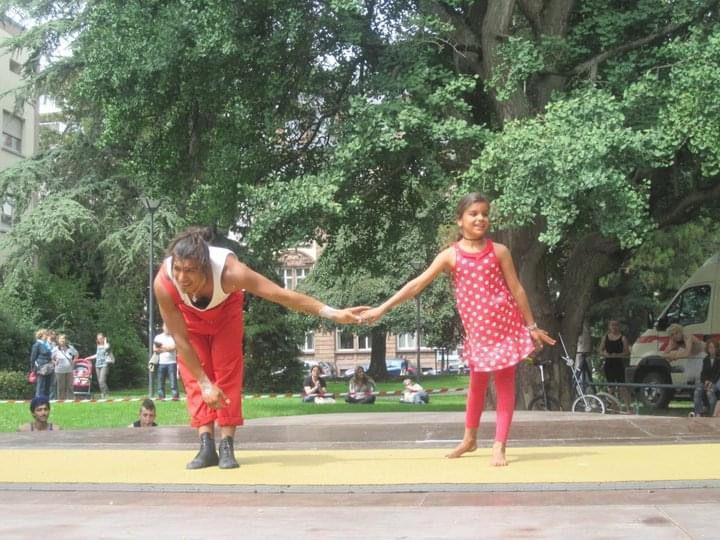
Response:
[30,329,53,398]
[692,339,720,417]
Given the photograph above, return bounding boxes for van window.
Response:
[660,285,711,329]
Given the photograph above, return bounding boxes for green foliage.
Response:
[0,308,34,372]
[487,36,545,102]
[463,88,660,248]
[243,295,305,393]
[0,371,34,400]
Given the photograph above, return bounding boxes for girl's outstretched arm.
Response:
[495,243,556,348]
[360,248,454,325]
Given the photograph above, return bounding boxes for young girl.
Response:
[360,193,555,466]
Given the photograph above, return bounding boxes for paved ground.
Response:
[2,411,720,539]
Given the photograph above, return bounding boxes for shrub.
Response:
[0,310,34,372]
[0,370,35,400]
[243,297,304,393]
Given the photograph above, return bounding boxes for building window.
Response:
[282,267,311,290]
[9,59,21,75]
[295,267,309,288]
[397,332,427,351]
[358,334,371,351]
[336,329,355,351]
[1,199,13,226]
[283,268,293,289]
[2,111,23,154]
[301,332,315,353]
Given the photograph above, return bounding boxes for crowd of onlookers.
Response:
[29,328,81,400]
[597,319,720,417]
[302,364,429,405]
[24,325,176,432]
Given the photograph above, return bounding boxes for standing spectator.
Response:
[598,320,630,383]
[52,334,78,400]
[130,398,158,427]
[30,329,53,398]
[87,333,112,398]
[691,340,720,417]
[154,323,179,399]
[303,365,334,403]
[18,396,60,432]
[400,356,409,376]
[45,330,58,400]
[346,366,376,404]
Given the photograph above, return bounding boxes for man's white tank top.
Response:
[164,246,234,311]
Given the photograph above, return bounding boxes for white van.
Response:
[627,254,719,408]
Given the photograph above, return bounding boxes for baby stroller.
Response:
[73,357,93,399]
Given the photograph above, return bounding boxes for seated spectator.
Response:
[18,395,60,432]
[662,323,702,361]
[400,378,429,404]
[691,340,720,417]
[345,366,376,404]
[303,365,334,403]
[130,398,158,427]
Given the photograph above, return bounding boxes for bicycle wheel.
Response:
[596,391,623,414]
[528,395,562,411]
[572,394,605,414]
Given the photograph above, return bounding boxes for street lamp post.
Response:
[415,295,422,381]
[142,197,161,397]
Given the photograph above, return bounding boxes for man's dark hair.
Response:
[141,398,156,411]
[30,395,50,413]
[167,227,213,271]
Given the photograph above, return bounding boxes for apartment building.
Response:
[0,15,38,234]
[279,241,437,374]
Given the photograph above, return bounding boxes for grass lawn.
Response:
[0,374,469,433]
[1,372,694,433]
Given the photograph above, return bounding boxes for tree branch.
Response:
[570,0,720,77]
[657,177,720,228]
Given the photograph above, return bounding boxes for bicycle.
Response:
[527,356,562,411]
[559,334,606,413]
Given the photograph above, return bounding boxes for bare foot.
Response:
[446,439,477,459]
[490,441,507,467]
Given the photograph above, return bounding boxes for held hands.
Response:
[321,306,370,324]
[357,307,384,325]
[199,379,230,409]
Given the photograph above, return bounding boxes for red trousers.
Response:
[465,365,517,443]
[161,271,245,428]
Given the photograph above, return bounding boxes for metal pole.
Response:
[415,296,421,381]
[147,209,154,397]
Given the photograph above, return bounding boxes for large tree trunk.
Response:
[368,326,388,380]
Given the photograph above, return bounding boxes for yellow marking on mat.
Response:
[1,445,718,486]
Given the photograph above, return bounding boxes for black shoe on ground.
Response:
[218,436,240,469]
[186,433,219,469]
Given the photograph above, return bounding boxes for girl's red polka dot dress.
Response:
[452,240,535,372]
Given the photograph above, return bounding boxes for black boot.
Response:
[186,433,219,469]
[218,436,239,469]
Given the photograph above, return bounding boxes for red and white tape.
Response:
[0,387,468,405]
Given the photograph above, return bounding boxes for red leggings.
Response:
[465,365,517,443]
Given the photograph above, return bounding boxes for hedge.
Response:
[0,370,35,400]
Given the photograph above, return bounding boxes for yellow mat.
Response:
[1,444,718,486]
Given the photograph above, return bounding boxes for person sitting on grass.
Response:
[400,378,429,404]
[303,365,334,403]
[690,339,720,417]
[130,398,158,427]
[345,366,376,404]
[18,395,60,432]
